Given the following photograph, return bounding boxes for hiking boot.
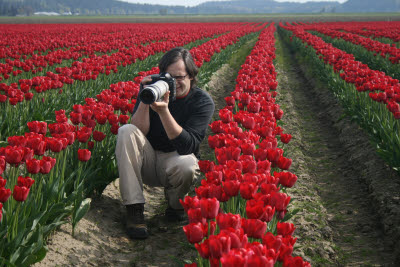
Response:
[126,203,149,239]
[165,206,186,222]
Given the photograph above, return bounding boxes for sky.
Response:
[120,0,348,8]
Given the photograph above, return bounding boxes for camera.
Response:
[139,72,176,104]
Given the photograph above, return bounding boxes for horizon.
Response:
[119,0,349,7]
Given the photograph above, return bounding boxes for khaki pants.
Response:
[115,124,199,210]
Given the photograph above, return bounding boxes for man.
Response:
[115,47,215,239]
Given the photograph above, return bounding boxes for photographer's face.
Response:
[166,59,192,98]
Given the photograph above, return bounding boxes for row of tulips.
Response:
[303,23,400,64]
[0,23,242,82]
[0,23,245,140]
[181,23,310,267]
[303,21,400,44]
[306,29,400,82]
[278,23,400,172]
[0,22,265,266]
[0,23,240,106]
[281,23,400,119]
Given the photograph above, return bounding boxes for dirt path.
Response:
[274,32,397,266]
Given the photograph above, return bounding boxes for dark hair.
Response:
[159,47,198,89]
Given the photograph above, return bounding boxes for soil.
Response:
[34,32,400,267]
[274,32,399,266]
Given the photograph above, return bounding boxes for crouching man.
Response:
[115,47,215,239]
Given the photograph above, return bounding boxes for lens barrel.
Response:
[139,80,169,104]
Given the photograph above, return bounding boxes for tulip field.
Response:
[0,19,399,266]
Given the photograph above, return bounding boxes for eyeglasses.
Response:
[171,74,188,81]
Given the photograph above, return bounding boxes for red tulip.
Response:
[240,142,255,156]
[277,156,292,170]
[48,138,64,153]
[119,114,130,124]
[247,102,261,113]
[245,253,274,267]
[93,131,106,142]
[239,182,258,200]
[221,228,248,249]
[183,222,206,244]
[198,160,215,174]
[241,160,257,174]
[222,180,240,198]
[110,124,119,135]
[270,191,290,212]
[257,160,271,173]
[216,213,242,230]
[221,249,246,266]
[241,218,267,239]
[260,183,279,195]
[70,112,82,125]
[278,240,294,262]
[209,233,231,259]
[188,208,206,224]
[200,197,220,220]
[262,232,282,253]
[0,187,11,203]
[77,127,92,143]
[40,159,52,174]
[280,133,292,144]
[254,148,268,161]
[73,104,84,113]
[26,158,40,174]
[78,149,91,162]
[277,222,296,237]
[180,195,200,212]
[13,185,30,202]
[195,239,210,259]
[0,156,5,175]
[246,200,274,221]
[275,171,297,188]
[266,148,282,164]
[107,114,118,125]
[219,108,233,123]
[5,146,24,165]
[225,96,236,106]
[283,255,311,267]
[242,116,256,130]
[95,113,108,125]
[17,176,35,188]
[0,177,6,188]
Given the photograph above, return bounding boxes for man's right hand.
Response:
[140,76,153,87]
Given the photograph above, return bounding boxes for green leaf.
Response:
[0,141,7,148]
[72,198,91,229]
[0,256,16,267]
[282,208,301,222]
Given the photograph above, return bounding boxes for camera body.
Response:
[139,72,176,104]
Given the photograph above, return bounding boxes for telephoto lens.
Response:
[139,80,169,104]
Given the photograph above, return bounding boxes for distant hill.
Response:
[338,0,400,12]
[0,0,399,16]
[192,0,340,13]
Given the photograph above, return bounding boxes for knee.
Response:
[117,124,143,143]
[117,124,136,139]
[168,156,199,186]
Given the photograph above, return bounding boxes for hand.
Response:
[140,75,152,86]
[150,91,170,114]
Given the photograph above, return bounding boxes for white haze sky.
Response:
[120,0,348,8]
